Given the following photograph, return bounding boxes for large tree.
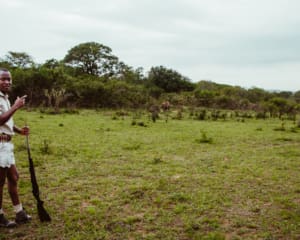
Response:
[246,87,272,103]
[4,51,34,68]
[147,66,195,93]
[63,42,122,77]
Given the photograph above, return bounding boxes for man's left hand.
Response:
[20,126,30,136]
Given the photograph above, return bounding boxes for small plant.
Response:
[276,137,293,142]
[62,108,80,114]
[211,110,220,121]
[290,127,298,133]
[196,109,206,120]
[132,111,143,125]
[152,157,163,164]
[256,112,266,119]
[115,110,128,117]
[274,121,285,131]
[189,108,195,117]
[174,109,183,120]
[220,112,227,121]
[196,131,213,144]
[137,121,147,127]
[240,118,245,122]
[122,143,141,151]
[149,105,160,122]
[40,139,52,154]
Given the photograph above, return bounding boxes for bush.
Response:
[196,131,213,144]
[195,109,206,120]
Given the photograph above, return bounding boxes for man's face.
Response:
[0,71,12,93]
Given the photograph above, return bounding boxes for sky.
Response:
[0,0,300,92]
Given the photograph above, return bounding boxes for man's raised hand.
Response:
[13,95,27,109]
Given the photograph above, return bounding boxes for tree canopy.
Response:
[63,42,122,77]
[0,41,299,115]
[2,51,34,68]
[147,66,195,93]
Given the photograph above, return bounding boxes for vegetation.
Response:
[0,41,299,116]
[63,42,123,77]
[1,42,299,239]
[0,109,299,239]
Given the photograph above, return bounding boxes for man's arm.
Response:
[13,125,29,135]
[0,95,27,125]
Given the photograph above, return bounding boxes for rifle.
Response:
[25,135,51,222]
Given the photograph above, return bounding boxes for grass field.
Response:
[1,109,300,240]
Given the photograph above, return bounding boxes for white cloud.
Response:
[0,0,300,91]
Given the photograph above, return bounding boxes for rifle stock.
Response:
[26,135,51,222]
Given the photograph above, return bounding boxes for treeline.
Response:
[1,42,300,117]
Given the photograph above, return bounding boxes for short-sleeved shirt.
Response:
[0,91,14,135]
[0,91,15,167]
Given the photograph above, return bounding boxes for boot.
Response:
[0,214,17,228]
[15,209,32,224]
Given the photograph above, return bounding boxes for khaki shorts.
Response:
[0,142,15,168]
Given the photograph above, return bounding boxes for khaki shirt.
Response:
[0,91,14,135]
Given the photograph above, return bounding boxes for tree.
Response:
[69,77,106,107]
[246,87,271,103]
[104,80,148,108]
[214,95,237,109]
[193,89,215,107]
[147,66,195,93]
[268,97,289,118]
[0,58,12,69]
[195,80,220,91]
[221,86,248,99]
[294,90,300,103]
[44,88,67,113]
[42,58,61,69]
[117,65,145,84]
[63,42,121,77]
[275,91,293,99]
[5,51,34,68]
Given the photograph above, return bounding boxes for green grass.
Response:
[1,109,300,239]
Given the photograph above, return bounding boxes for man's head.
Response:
[0,68,12,94]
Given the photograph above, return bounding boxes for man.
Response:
[0,68,31,227]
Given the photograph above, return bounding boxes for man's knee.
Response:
[7,172,19,184]
[7,166,19,184]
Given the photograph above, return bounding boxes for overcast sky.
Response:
[1,0,300,91]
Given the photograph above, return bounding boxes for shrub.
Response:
[196,131,213,144]
[273,121,285,131]
[195,109,206,120]
[40,139,52,154]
